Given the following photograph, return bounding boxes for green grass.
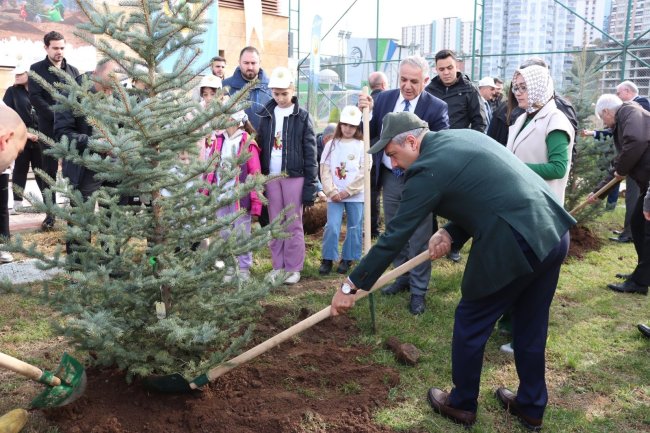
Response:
[1,207,649,432]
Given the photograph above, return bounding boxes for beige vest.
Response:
[507,99,575,204]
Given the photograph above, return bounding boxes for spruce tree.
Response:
[563,49,610,220]
[8,0,286,381]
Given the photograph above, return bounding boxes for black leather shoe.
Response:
[336,260,353,274]
[607,279,648,295]
[41,215,55,231]
[638,324,650,338]
[615,272,632,279]
[409,294,426,315]
[318,259,333,275]
[427,387,476,426]
[609,235,633,243]
[381,282,409,295]
[495,387,543,432]
[447,249,461,263]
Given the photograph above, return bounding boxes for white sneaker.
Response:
[265,269,283,284]
[284,271,301,285]
[500,342,514,354]
[0,251,14,264]
[238,269,250,281]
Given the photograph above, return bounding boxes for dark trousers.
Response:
[11,140,44,201]
[0,174,9,239]
[448,230,570,419]
[65,170,102,255]
[370,165,381,236]
[42,146,59,208]
[381,166,432,294]
[622,180,640,238]
[630,186,650,286]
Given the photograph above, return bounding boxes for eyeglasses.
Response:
[512,85,527,94]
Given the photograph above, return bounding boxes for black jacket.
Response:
[257,96,318,205]
[29,56,79,139]
[3,85,38,131]
[425,72,486,132]
[54,73,94,187]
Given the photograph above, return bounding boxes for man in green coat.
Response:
[331,112,574,430]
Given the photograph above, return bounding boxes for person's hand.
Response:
[644,211,650,221]
[580,129,594,137]
[338,191,350,200]
[614,171,625,181]
[331,282,357,316]
[357,94,373,112]
[428,228,452,259]
[586,192,600,204]
[27,132,39,142]
[331,193,341,202]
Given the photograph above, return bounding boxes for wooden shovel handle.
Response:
[0,352,61,386]
[196,251,431,387]
[569,177,622,216]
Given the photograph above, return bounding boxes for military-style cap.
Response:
[368,111,428,154]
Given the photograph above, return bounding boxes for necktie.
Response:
[485,101,492,125]
[391,100,412,177]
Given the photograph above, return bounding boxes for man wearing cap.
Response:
[478,77,496,131]
[222,46,271,130]
[330,111,574,430]
[3,63,42,213]
[358,55,448,315]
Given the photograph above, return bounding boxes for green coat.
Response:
[350,129,576,301]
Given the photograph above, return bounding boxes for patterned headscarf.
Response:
[514,65,554,113]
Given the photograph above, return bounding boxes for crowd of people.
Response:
[1,29,649,432]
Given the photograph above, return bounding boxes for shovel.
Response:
[0,351,87,409]
[143,250,432,393]
[569,177,622,216]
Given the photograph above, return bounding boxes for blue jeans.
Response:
[322,201,363,261]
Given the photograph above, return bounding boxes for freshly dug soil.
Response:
[567,225,601,259]
[45,305,400,433]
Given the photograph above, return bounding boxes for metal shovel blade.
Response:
[30,353,87,409]
[141,373,194,393]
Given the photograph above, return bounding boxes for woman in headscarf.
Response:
[506,65,575,204]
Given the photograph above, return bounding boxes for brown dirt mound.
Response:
[567,225,601,259]
[45,305,400,433]
[303,201,328,235]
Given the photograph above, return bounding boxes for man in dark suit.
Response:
[331,112,574,430]
[29,31,79,230]
[358,56,449,315]
[367,70,388,238]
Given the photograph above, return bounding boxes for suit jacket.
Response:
[369,89,449,186]
[349,129,576,301]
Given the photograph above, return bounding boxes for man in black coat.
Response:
[29,31,79,230]
[54,61,116,255]
[3,63,42,211]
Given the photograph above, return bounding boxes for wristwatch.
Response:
[341,281,357,295]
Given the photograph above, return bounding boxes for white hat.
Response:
[231,110,248,124]
[14,63,29,75]
[268,66,294,88]
[339,105,362,126]
[199,74,222,89]
[478,77,496,88]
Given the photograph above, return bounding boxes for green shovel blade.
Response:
[30,353,87,409]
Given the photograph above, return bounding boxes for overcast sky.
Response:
[294,0,476,57]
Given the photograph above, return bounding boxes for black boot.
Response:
[336,260,353,274]
[319,259,333,275]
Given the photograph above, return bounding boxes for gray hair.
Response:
[616,80,639,96]
[392,127,429,145]
[322,122,337,137]
[595,94,623,118]
[369,71,388,89]
[399,56,430,80]
[519,57,549,69]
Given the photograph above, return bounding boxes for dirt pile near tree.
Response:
[45,305,400,433]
